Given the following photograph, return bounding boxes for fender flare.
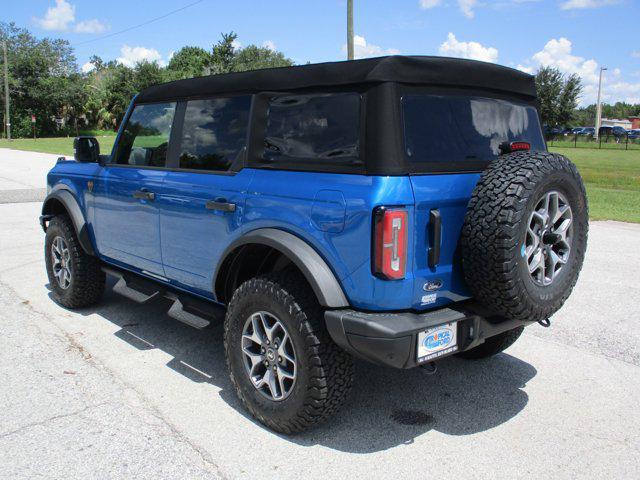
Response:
[41,188,96,256]
[215,228,349,308]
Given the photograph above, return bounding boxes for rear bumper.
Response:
[325,302,534,369]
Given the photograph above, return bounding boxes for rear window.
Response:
[178,96,251,172]
[260,93,362,171]
[402,95,545,169]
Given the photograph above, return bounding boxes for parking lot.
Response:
[0,148,639,479]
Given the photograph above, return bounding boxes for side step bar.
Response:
[102,266,224,330]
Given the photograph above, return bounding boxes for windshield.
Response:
[402,95,545,169]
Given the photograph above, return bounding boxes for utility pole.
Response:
[347,0,354,60]
[594,66,607,141]
[2,41,10,141]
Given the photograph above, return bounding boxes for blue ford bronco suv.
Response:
[41,56,588,433]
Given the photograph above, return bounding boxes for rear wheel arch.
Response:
[214,229,349,308]
[42,188,96,256]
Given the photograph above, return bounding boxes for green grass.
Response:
[1,137,637,223]
[0,136,116,156]
[549,147,640,223]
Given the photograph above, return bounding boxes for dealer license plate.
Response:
[417,322,458,363]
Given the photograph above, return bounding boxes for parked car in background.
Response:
[629,129,640,140]
[570,127,584,135]
[580,127,595,136]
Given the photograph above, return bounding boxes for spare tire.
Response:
[461,151,588,322]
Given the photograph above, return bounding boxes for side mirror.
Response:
[73,136,100,163]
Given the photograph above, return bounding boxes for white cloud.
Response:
[516,64,534,74]
[80,62,94,74]
[117,45,165,68]
[438,33,498,63]
[531,37,599,83]
[526,37,640,105]
[419,0,477,17]
[632,51,640,58]
[35,1,109,34]
[342,35,400,59]
[560,0,619,10]
[74,19,108,34]
[231,39,242,50]
[35,0,75,31]
[262,40,276,51]
[458,0,478,18]
[419,0,442,8]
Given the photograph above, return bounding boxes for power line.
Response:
[74,0,206,46]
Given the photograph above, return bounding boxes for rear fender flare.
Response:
[215,228,349,308]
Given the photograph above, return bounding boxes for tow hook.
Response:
[420,361,437,375]
[538,318,551,328]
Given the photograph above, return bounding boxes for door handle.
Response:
[206,200,236,212]
[428,209,441,268]
[133,190,155,201]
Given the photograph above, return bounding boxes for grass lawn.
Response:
[0,136,116,156]
[549,147,640,223]
[1,137,637,223]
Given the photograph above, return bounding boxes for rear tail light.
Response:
[373,207,408,280]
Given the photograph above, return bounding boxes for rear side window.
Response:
[178,96,251,172]
[402,95,545,170]
[261,93,361,171]
[116,102,176,167]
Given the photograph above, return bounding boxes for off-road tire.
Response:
[224,272,354,434]
[461,151,588,322]
[45,215,105,308]
[457,326,524,359]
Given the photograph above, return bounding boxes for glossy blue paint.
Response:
[409,173,480,310]
[93,166,167,275]
[159,169,254,294]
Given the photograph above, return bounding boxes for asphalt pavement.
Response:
[0,148,638,479]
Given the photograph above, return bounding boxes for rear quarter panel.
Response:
[243,169,418,311]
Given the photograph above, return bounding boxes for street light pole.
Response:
[2,41,10,141]
[594,66,607,141]
[347,0,354,60]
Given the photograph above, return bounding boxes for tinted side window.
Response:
[179,96,251,172]
[116,102,176,167]
[262,93,361,170]
[402,95,545,168]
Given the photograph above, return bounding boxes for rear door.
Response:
[158,95,253,295]
[401,93,546,310]
[93,101,176,275]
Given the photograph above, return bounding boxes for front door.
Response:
[93,101,177,275]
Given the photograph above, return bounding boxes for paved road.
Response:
[0,149,639,479]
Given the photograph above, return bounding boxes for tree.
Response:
[166,46,212,80]
[535,66,582,127]
[0,22,79,137]
[231,45,293,72]
[211,32,238,74]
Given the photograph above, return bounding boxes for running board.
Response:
[112,277,162,304]
[167,297,211,329]
[102,265,225,330]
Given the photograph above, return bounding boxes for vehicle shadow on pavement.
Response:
[49,281,537,454]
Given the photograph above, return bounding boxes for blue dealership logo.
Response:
[423,328,453,350]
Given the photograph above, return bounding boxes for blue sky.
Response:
[4,0,640,105]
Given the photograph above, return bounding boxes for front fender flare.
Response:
[41,188,96,256]
[215,228,349,308]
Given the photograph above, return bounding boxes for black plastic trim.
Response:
[41,187,96,256]
[214,228,349,308]
[325,302,534,368]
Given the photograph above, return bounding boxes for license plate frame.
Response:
[417,321,458,363]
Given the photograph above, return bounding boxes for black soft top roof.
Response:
[136,55,536,103]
